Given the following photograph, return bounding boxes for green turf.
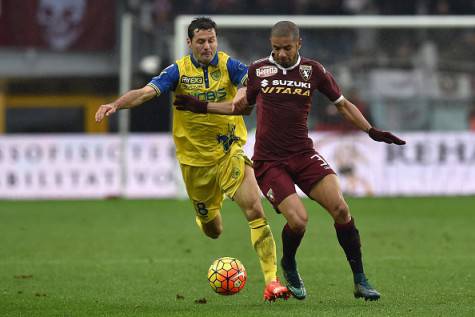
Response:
[1,197,474,316]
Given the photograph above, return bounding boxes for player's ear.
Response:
[186,37,192,48]
[297,37,302,50]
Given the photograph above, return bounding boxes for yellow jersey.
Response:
[147,51,248,166]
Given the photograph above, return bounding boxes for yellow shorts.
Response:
[180,147,252,224]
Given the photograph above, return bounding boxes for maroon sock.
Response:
[334,217,364,275]
[281,223,305,270]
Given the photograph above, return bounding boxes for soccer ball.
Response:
[207,257,247,295]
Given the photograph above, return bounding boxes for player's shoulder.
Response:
[251,56,271,66]
[217,50,231,60]
[248,56,271,73]
[221,51,247,68]
[162,62,178,72]
[300,56,320,66]
[300,57,327,74]
[176,54,190,64]
[154,62,179,79]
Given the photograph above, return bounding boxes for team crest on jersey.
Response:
[211,70,221,81]
[217,124,240,153]
[299,65,312,81]
[231,167,241,179]
[256,66,278,78]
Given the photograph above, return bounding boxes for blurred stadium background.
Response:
[1,1,475,316]
[0,0,474,198]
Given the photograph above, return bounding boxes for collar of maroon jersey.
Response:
[268,53,301,74]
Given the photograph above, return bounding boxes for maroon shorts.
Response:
[253,150,335,210]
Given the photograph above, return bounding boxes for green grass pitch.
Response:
[1,197,474,316]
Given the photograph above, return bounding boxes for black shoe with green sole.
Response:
[354,274,381,301]
[281,258,307,300]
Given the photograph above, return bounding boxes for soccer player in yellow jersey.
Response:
[95,17,289,301]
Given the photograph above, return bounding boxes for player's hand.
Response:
[236,104,254,115]
[368,128,406,145]
[232,87,252,115]
[174,94,208,113]
[95,103,119,123]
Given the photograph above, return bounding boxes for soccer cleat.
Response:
[281,259,307,300]
[263,279,290,302]
[354,276,381,301]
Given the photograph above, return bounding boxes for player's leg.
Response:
[278,194,307,271]
[253,160,308,299]
[309,174,381,300]
[196,213,223,239]
[180,163,224,239]
[308,174,350,224]
[276,193,308,300]
[220,151,288,301]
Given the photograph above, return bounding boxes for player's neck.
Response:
[269,53,301,72]
[191,53,214,68]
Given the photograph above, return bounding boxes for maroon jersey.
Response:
[247,55,342,161]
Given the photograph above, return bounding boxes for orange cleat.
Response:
[263,279,290,302]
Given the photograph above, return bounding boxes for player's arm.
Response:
[95,63,179,123]
[231,87,254,115]
[95,86,155,123]
[174,94,234,114]
[316,62,405,145]
[209,87,253,114]
[334,97,371,132]
[174,88,252,115]
[230,61,259,115]
[208,99,235,114]
[335,97,406,145]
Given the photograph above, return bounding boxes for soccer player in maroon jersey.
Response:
[174,21,405,301]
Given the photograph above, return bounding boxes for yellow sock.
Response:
[249,218,278,285]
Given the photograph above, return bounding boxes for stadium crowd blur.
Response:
[0,0,474,133]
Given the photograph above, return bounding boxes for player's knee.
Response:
[204,227,222,239]
[205,231,221,239]
[244,199,265,221]
[288,214,308,234]
[332,201,350,223]
[297,215,308,233]
[202,222,223,239]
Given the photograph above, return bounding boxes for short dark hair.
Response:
[188,17,217,40]
[271,21,300,40]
